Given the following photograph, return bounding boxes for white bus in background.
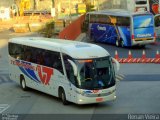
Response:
[99,0,150,12]
[8,37,120,105]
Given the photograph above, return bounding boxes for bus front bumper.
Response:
[76,92,116,105]
[132,39,155,46]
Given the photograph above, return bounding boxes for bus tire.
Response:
[20,76,27,91]
[59,88,69,105]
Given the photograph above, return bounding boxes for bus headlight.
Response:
[75,90,84,95]
[79,99,83,102]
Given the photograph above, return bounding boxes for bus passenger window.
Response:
[24,48,32,62]
[51,52,63,74]
[155,16,160,27]
[9,43,23,59]
[44,52,52,67]
[36,53,44,65]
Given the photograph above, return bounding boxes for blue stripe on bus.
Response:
[19,67,39,83]
[25,68,40,83]
[20,61,40,83]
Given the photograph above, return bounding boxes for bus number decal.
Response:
[11,60,54,85]
[37,65,54,85]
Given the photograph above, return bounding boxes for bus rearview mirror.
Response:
[112,57,120,72]
[67,59,78,76]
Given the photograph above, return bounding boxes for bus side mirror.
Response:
[67,59,78,76]
[112,57,120,72]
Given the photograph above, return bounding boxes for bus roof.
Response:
[9,37,110,59]
[88,9,153,17]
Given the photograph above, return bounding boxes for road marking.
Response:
[0,75,13,84]
[116,74,125,81]
[0,76,6,84]
[0,104,10,113]
[118,74,125,78]
[5,76,13,83]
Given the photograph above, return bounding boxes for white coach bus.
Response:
[8,37,119,105]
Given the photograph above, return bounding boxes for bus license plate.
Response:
[96,98,103,102]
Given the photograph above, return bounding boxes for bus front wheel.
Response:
[59,88,69,105]
[20,76,27,91]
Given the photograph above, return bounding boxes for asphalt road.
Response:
[90,41,160,58]
[0,30,160,120]
[0,74,160,120]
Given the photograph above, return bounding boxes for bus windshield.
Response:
[155,15,160,27]
[135,1,147,4]
[75,57,115,90]
[133,15,154,29]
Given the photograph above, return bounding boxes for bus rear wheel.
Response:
[59,88,69,105]
[20,77,27,91]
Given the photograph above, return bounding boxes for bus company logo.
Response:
[92,90,99,93]
[84,90,99,94]
[36,65,53,85]
[97,25,106,31]
[137,33,152,38]
[11,60,53,85]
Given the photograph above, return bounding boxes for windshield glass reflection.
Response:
[75,56,115,90]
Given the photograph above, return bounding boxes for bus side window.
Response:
[36,51,44,65]
[52,52,64,74]
[117,16,130,26]
[24,46,33,62]
[155,16,160,27]
[106,16,111,24]
[43,51,52,67]
[9,43,23,59]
